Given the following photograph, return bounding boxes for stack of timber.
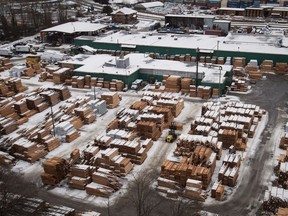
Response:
[233,57,246,68]
[163,75,181,92]
[107,129,136,141]
[83,146,100,161]
[68,165,93,190]
[136,121,162,141]
[0,117,18,135]
[41,157,69,185]
[149,106,174,128]
[279,134,288,150]
[233,67,246,77]
[110,138,153,164]
[95,148,133,176]
[74,106,96,124]
[223,153,242,168]
[52,68,72,84]
[211,181,225,200]
[160,160,212,189]
[218,129,238,149]
[94,135,113,149]
[130,100,147,111]
[156,98,184,117]
[230,79,248,92]
[183,179,206,201]
[0,151,15,166]
[11,138,47,163]
[0,57,13,71]
[156,177,180,199]
[260,60,274,73]
[0,77,27,97]
[274,62,288,75]
[181,78,194,94]
[100,92,120,109]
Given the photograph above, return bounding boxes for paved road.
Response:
[205,74,288,215]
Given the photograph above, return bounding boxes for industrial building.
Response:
[59,53,232,91]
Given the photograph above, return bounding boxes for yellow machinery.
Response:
[165,122,177,143]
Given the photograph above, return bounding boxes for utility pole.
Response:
[50,104,56,136]
[195,47,199,96]
[218,66,222,97]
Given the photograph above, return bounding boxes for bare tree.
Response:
[129,172,162,216]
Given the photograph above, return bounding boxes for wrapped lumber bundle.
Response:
[101,92,120,109]
[136,121,162,141]
[41,157,69,185]
[164,76,181,92]
[0,151,15,165]
[12,138,47,163]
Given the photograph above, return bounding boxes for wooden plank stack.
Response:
[0,151,15,166]
[260,60,274,73]
[156,98,184,117]
[233,57,246,68]
[279,134,288,150]
[211,181,225,200]
[0,77,27,97]
[12,138,47,163]
[101,92,120,109]
[181,78,193,94]
[41,157,69,185]
[69,165,93,190]
[130,101,147,111]
[136,121,162,141]
[94,135,113,149]
[74,106,96,124]
[231,79,248,92]
[0,57,13,71]
[163,76,181,92]
[274,62,288,75]
[218,129,238,149]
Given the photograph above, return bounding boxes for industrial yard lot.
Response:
[1,0,288,215]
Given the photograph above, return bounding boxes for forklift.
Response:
[165,122,178,143]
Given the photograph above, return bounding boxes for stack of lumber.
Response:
[107,129,136,141]
[95,148,133,176]
[218,129,238,149]
[212,88,219,97]
[223,153,242,167]
[41,135,61,152]
[49,86,71,100]
[231,79,248,92]
[233,57,246,68]
[0,117,18,134]
[26,96,44,109]
[107,119,119,132]
[190,117,213,131]
[109,79,125,91]
[279,134,288,150]
[101,92,120,109]
[0,57,13,71]
[274,62,288,75]
[136,121,162,141]
[12,138,47,163]
[211,181,225,200]
[40,90,60,106]
[0,151,15,165]
[183,178,206,201]
[0,77,27,97]
[248,70,262,79]
[192,125,211,136]
[83,146,100,160]
[86,182,114,197]
[41,157,69,185]
[220,122,244,137]
[66,130,80,143]
[156,98,184,117]
[94,135,112,149]
[130,100,147,111]
[74,106,96,124]
[260,60,274,73]
[156,177,180,199]
[69,165,93,190]
[160,160,212,189]
[233,67,246,77]
[202,86,211,99]
[222,115,252,131]
[149,106,174,128]
[181,78,193,94]
[221,166,239,187]
[92,170,122,191]
[163,76,181,92]
[278,208,288,216]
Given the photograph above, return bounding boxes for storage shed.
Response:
[111,7,138,24]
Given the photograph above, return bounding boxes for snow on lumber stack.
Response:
[66,129,80,143]
[183,185,206,201]
[156,98,184,117]
[0,150,15,165]
[211,181,225,201]
[94,135,112,149]
[107,129,136,141]
[92,171,122,191]
[100,92,120,109]
[69,165,93,190]
[12,138,47,163]
[85,182,114,197]
[130,100,148,111]
[83,146,100,160]
[41,157,69,185]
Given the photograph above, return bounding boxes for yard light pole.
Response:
[50,104,56,136]
[196,47,199,96]
[218,66,222,97]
